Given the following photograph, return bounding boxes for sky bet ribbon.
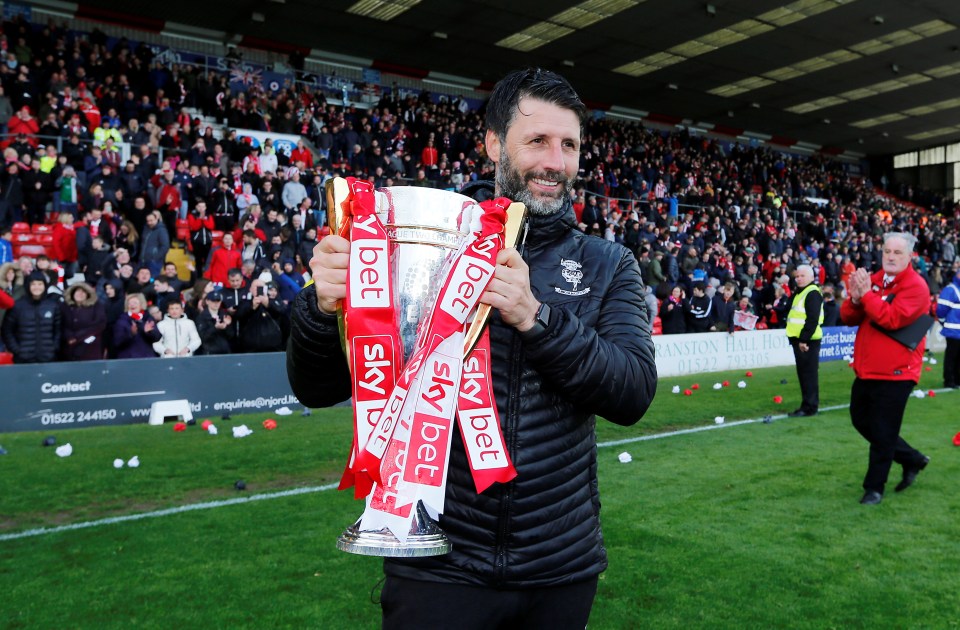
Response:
[357,198,517,538]
[340,177,400,499]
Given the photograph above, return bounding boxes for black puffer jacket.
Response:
[1,293,61,363]
[287,186,657,587]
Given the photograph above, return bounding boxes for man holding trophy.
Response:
[287,68,657,628]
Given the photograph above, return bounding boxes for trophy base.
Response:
[336,501,452,557]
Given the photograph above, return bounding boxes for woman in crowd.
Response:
[61,282,107,361]
[116,220,140,260]
[112,292,161,359]
[0,262,24,331]
[658,284,687,335]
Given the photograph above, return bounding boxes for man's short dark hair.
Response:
[227,268,243,278]
[485,68,587,140]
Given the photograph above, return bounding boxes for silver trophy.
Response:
[326,178,525,557]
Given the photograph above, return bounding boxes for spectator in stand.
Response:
[0,227,13,264]
[281,170,307,216]
[711,282,738,332]
[241,228,267,272]
[236,181,259,215]
[936,266,960,389]
[842,233,931,505]
[195,289,234,355]
[115,220,140,260]
[0,261,24,339]
[207,232,242,285]
[1,272,60,363]
[763,284,790,329]
[151,276,181,313]
[140,210,170,277]
[2,161,25,224]
[684,282,714,332]
[153,300,201,358]
[51,212,79,278]
[112,292,160,359]
[54,165,80,219]
[290,139,313,169]
[658,285,686,334]
[821,283,840,327]
[61,282,107,361]
[240,277,284,352]
[221,268,249,351]
[211,176,237,232]
[275,258,304,305]
[257,207,283,244]
[160,261,187,295]
[155,167,182,239]
[126,266,158,306]
[187,199,215,272]
[297,226,318,271]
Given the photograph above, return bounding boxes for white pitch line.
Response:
[0,483,339,542]
[2,389,951,543]
[596,402,851,449]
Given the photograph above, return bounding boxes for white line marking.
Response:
[0,483,339,542]
[40,390,167,403]
[3,389,951,543]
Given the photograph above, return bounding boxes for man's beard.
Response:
[495,150,573,216]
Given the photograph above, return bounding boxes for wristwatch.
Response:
[519,302,551,340]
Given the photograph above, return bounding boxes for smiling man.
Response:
[841,232,931,505]
[287,68,657,628]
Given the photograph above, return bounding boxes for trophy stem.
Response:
[336,500,452,557]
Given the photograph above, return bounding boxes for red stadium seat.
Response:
[13,233,36,244]
[32,224,54,235]
[11,222,30,234]
[176,219,190,242]
[17,244,49,257]
[212,230,224,248]
[35,234,54,244]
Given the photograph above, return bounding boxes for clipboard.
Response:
[870,314,935,351]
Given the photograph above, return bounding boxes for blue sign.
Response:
[818,326,857,362]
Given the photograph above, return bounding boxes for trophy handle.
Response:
[463,201,527,357]
[326,178,354,366]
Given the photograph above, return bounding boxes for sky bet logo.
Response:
[349,214,390,309]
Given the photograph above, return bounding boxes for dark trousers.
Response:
[381,575,598,630]
[191,241,211,277]
[790,337,820,413]
[944,337,960,387]
[850,378,925,493]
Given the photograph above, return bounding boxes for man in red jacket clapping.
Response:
[841,232,931,505]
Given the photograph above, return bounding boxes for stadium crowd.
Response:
[0,15,958,364]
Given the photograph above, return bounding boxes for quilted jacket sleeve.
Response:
[286,284,353,407]
[522,247,657,426]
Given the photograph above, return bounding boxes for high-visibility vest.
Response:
[786,284,823,340]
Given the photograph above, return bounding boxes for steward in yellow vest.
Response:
[785,265,824,417]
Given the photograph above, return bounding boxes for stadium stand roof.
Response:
[54,0,960,156]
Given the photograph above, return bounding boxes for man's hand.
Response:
[799,342,809,352]
[849,268,871,304]
[310,235,350,315]
[479,248,539,331]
